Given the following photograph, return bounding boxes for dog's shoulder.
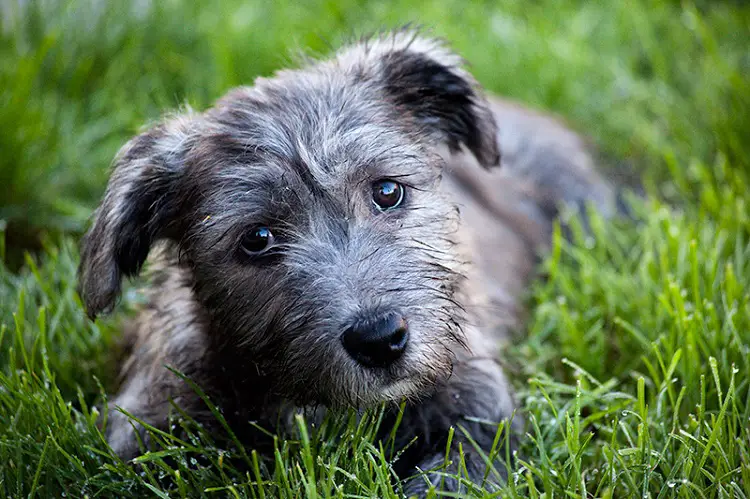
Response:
[117,243,209,380]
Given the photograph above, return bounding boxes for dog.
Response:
[78,29,622,495]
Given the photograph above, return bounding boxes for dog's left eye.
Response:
[240,226,275,255]
[372,179,405,212]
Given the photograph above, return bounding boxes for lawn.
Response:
[1,0,749,497]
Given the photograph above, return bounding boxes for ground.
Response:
[1,0,749,497]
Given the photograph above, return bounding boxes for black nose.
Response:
[341,312,409,368]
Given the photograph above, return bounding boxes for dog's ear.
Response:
[78,113,198,319]
[338,30,500,168]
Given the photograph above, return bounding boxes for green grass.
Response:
[1,0,749,496]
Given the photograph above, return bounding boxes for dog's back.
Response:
[448,96,619,245]
[439,96,620,343]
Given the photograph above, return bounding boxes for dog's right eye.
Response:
[240,226,275,255]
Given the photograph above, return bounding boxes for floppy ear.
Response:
[338,30,500,168]
[78,114,198,319]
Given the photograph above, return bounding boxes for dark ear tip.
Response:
[476,135,501,169]
[476,105,502,169]
[78,284,110,321]
[77,259,122,321]
[80,286,118,321]
[487,151,501,168]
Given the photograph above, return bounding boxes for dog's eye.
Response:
[372,179,405,212]
[240,226,275,255]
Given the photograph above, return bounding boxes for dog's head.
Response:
[79,30,500,407]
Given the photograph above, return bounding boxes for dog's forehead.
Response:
[203,67,429,189]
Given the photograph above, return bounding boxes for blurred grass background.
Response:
[1,0,749,497]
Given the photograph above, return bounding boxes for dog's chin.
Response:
[287,348,456,409]
[346,363,453,409]
[376,375,438,404]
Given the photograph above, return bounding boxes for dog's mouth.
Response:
[297,362,452,410]
[377,374,433,402]
[287,335,457,408]
[375,360,454,403]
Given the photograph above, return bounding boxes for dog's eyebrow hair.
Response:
[287,153,327,198]
[284,151,349,239]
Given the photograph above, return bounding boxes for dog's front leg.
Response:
[394,357,521,497]
[103,294,214,461]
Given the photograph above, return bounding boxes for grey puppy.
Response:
[78,29,621,495]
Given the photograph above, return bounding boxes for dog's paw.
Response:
[400,454,458,498]
[400,451,502,498]
[104,407,152,461]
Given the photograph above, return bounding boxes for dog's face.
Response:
[79,31,500,407]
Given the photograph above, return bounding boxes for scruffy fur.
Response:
[78,30,621,495]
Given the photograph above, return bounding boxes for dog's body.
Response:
[79,31,620,495]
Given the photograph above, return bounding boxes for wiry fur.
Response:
[78,28,621,495]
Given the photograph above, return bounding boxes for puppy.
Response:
[78,29,620,495]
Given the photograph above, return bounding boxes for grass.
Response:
[1,0,749,496]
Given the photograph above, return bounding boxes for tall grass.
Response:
[1,0,749,496]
